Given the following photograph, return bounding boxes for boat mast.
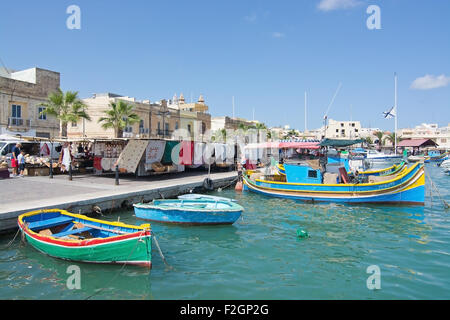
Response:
[304,91,307,133]
[394,73,398,156]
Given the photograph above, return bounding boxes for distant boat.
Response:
[18,209,152,267]
[178,193,237,202]
[365,150,403,161]
[440,159,450,168]
[134,199,244,225]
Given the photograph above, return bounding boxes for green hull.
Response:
[24,233,152,267]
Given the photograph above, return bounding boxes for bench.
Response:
[52,226,94,238]
[27,216,74,231]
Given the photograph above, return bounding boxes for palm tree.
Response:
[39,88,91,137]
[383,132,402,146]
[363,136,373,145]
[98,100,141,138]
[374,131,384,150]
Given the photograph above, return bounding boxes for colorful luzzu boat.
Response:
[277,161,406,178]
[134,199,244,225]
[18,209,152,268]
[244,162,425,205]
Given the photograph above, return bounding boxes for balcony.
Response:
[157,129,172,137]
[139,128,149,134]
[8,117,31,128]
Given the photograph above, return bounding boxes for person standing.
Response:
[11,143,22,177]
[58,142,73,172]
[17,150,26,177]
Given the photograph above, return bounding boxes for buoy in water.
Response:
[235,181,243,191]
[296,229,309,239]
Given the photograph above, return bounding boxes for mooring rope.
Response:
[426,174,449,209]
[152,232,172,270]
[1,228,21,249]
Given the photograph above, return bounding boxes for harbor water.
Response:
[1,164,449,299]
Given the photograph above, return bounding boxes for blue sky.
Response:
[1,0,449,130]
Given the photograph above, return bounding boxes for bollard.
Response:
[115,165,119,185]
[49,158,53,179]
[69,162,73,181]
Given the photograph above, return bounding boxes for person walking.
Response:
[58,142,73,172]
[11,143,22,177]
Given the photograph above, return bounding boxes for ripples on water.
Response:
[0,164,449,299]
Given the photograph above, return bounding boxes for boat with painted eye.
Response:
[178,193,237,202]
[244,161,425,205]
[18,209,152,268]
[133,199,244,225]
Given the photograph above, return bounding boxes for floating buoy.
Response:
[296,229,309,239]
[235,181,243,191]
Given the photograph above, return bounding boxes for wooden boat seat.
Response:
[338,167,350,184]
[52,226,94,238]
[28,216,74,231]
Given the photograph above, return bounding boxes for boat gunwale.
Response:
[18,209,151,247]
[253,162,421,188]
[244,165,424,196]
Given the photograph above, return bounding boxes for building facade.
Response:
[398,123,450,149]
[68,93,211,142]
[324,119,362,139]
[0,67,60,138]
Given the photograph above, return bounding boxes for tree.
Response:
[383,132,402,146]
[374,131,384,149]
[40,88,91,137]
[363,136,373,145]
[98,100,141,138]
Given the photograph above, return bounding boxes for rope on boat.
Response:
[85,230,148,300]
[152,232,172,270]
[220,176,238,190]
[1,228,21,249]
[426,174,449,210]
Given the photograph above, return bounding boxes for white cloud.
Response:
[410,74,450,90]
[244,13,257,23]
[271,32,286,38]
[318,0,361,11]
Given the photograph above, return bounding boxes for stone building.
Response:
[68,92,211,141]
[0,67,60,138]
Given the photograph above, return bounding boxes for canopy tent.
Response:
[245,141,320,150]
[320,139,364,147]
[397,139,438,148]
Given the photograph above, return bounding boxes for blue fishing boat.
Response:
[133,199,244,225]
[178,193,237,202]
[244,162,425,205]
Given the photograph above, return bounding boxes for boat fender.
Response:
[203,178,214,190]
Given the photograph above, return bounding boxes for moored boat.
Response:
[243,162,425,205]
[18,209,152,267]
[178,193,237,202]
[133,199,244,225]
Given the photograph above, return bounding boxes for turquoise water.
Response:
[1,164,449,300]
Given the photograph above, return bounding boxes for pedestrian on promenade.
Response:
[11,143,22,177]
[17,150,26,177]
[58,142,73,172]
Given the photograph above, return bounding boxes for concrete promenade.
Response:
[0,171,238,232]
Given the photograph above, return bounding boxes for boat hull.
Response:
[18,210,152,267]
[134,201,243,225]
[244,163,425,205]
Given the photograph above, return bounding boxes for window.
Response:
[341,123,344,127]
[351,123,355,127]
[308,170,318,178]
[187,124,192,133]
[38,107,47,120]
[355,129,359,132]
[12,104,22,118]
[336,129,339,133]
[175,122,179,130]
[71,122,77,127]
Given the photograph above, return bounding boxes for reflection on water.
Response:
[0,163,449,299]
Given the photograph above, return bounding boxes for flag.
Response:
[383,106,396,119]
